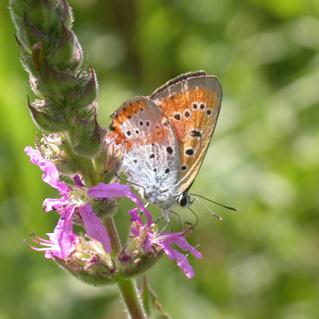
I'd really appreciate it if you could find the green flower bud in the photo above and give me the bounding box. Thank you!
[11,0,103,159]
[68,104,101,157]
[34,63,79,99]
[55,0,73,29]
[47,25,82,72]
[68,68,97,110]
[89,198,119,218]
[118,247,163,278]
[10,1,34,49]
[28,98,68,132]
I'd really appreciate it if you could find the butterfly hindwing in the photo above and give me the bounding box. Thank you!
[110,96,180,206]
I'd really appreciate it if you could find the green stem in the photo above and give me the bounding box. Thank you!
[117,278,147,319]
[142,276,151,316]
[105,217,122,256]
[105,217,147,319]
[63,136,98,186]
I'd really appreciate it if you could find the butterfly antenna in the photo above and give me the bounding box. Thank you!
[187,206,199,228]
[169,209,183,231]
[190,193,238,212]
[193,197,223,221]
[115,172,146,192]
[158,217,170,233]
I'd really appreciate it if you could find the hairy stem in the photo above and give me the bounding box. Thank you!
[105,218,146,319]
[117,278,147,319]
[105,217,122,256]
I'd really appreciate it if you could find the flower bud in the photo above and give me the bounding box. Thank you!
[10,1,40,50]
[68,103,101,157]
[55,236,118,286]
[28,98,69,132]
[68,68,97,110]
[10,0,103,160]
[89,198,119,218]
[35,63,79,100]
[47,25,82,72]
[55,0,73,29]
[36,133,78,174]
[118,245,163,278]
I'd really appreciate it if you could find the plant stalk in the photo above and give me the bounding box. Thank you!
[105,217,147,319]
[117,278,147,319]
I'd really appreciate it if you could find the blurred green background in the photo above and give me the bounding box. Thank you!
[1,0,319,318]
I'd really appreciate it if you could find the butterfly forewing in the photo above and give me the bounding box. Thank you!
[110,96,180,206]
[150,72,222,194]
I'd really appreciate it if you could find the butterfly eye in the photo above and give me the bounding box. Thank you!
[178,193,190,207]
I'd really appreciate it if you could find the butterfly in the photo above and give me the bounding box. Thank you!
[108,71,222,216]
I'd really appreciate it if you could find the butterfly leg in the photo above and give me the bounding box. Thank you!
[162,209,170,222]
[169,209,183,231]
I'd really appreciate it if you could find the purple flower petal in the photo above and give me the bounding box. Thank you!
[160,241,195,279]
[157,233,203,259]
[73,175,84,188]
[25,147,69,195]
[88,182,131,198]
[129,208,142,224]
[127,205,201,277]
[128,208,153,252]
[43,197,70,213]
[78,204,111,253]
[153,232,202,279]
[33,206,77,259]
[53,205,77,259]
[88,183,153,225]
[129,209,141,237]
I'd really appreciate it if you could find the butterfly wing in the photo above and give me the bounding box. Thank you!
[150,71,222,194]
[109,96,180,206]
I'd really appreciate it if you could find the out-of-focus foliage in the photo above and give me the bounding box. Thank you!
[1,0,319,318]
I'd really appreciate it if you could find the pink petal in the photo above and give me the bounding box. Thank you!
[154,232,202,279]
[25,147,69,195]
[78,204,111,253]
[34,206,77,259]
[158,233,202,259]
[43,197,69,213]
[52,206,77,259]
[129,208,142,224]
[160,241,195,279]
[88,183,153,225]
[73,175,84,188]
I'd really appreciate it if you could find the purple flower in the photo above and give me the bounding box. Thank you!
[128,208,202,279]
[32,208,77,259]
[25,147,158,261]
[26,146,202,278]
[26,146,111,259]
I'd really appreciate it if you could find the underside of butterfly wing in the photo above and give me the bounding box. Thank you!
[109,96,180,207]
[150,72,222,194]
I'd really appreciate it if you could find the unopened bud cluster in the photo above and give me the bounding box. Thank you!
[10,0,100,157]
[55,233,163,286]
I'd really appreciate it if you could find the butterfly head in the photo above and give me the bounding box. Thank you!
[143,187,193,211]
[177,192,192,208]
